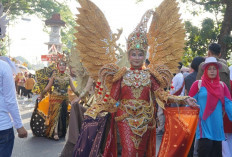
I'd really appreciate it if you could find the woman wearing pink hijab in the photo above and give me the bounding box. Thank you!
[189,57,232,157]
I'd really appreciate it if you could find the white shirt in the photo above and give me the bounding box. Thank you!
[170,73,185,96]
[0,60,23,130]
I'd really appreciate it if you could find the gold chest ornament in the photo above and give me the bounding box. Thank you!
[122,69,151,99]
[53,73,70,96]
[123,69,150,88]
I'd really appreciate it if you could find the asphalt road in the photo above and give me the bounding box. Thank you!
[12,95,65,157]
[12,95,163,157]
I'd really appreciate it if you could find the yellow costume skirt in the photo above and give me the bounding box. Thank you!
[37,95,71,118]
[35,94,71,138]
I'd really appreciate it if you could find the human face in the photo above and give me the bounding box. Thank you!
[128,49,145,69]
[58,62,66,73]
[207,65,217,79]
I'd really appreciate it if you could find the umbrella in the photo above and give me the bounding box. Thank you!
[28,69,35,75]
[16,64,29,73]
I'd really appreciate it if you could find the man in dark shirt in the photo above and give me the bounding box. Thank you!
[185,57,205,95]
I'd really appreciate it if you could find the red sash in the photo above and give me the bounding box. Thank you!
[173,80,185,96]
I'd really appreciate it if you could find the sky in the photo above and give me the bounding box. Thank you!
[8,15,48,64]
[8,0,215,65]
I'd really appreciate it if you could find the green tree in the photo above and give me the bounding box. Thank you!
[183,18,220,65]
[136,0,232,64]
[2,0,66,18]
[1,0,76,54]
[181,0,232,59]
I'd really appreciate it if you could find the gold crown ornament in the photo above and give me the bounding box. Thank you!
[127,9,154,54]
[49,52,69,66]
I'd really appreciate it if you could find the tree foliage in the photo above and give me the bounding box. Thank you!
[135,0,232,65]
[1,0,76,54]
[182,18,220,65]
[181,0,232,60]
[2,0,65,19]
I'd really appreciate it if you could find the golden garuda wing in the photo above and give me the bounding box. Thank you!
[75,0,122,82]
[147,0,186,75]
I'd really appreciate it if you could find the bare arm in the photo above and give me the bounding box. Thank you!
[79,77,94,98]
[39,77,54,99]
[71,77,94,104]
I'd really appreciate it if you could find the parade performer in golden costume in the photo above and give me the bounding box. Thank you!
[30,58,76,141]
[73,0,199,156]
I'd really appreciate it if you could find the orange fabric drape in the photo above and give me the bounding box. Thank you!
[158,107,199,157]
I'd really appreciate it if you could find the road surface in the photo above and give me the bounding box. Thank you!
[12,95,163,157]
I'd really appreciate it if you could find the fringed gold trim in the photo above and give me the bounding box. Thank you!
[167,95,190,104]
[148,68,166,88]
[84,96,118,119]
[154,88,169,110]
[112,67,127,82]
[148,65,172,88]
[98,63,119,92]
[154,87,190,109]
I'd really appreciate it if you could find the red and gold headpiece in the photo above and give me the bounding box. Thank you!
[127,9,154,54]
[49,52,68,66]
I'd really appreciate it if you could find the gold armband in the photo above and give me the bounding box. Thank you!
[154,88,169,109]
[84,96,118,119]
[167,95,190,104]
[154,88,190,109]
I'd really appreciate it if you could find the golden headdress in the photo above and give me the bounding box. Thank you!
[49,52,68,66]
[127,10,154,54]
